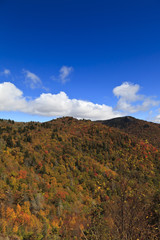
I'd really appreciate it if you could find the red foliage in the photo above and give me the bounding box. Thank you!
[38,162,43,167]
[56,190,68,200]
[18,170,27,179]
[105,195,110,201]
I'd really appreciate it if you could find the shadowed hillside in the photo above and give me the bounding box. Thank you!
[98,116,160,148]
[0,117,159,239]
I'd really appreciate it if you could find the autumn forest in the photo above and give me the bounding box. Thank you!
[0,116,159,239]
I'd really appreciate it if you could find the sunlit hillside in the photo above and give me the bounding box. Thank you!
[0,117,159,239]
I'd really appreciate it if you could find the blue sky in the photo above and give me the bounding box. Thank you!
[0,0,160,122]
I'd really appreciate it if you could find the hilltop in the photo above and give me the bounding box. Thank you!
[98,116,160,148]
[0,117,159,239]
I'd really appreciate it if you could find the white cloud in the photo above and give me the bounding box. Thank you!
[0,69,11,76]
[0,82,121,120]
[154,115,160,123]
[23,69,42,89]
[28,92,121,120]
[113,82,142,102]
[59,66,73,83]
[1,81,159,121]
[113,82,159,113]
[0,82,27,111]
[51,66,73,84]
[153,109,160,123]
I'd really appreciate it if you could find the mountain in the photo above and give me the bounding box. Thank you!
[0,117,159,239]
[98,116,160,148]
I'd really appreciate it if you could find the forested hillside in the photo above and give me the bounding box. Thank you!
[0,117,159,239]
[98,116,160,148]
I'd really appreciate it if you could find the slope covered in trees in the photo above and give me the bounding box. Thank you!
[0,117,159,239]
[98,116,160,148]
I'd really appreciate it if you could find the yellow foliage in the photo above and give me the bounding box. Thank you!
[0,204,5,217]
[23,201,31,214]
[52,219,60,229]
[70,215,76,226]
[77,185,83,191]
[1,220,7,234]
[23,213,31,225]
[51,177,57,187]
[39,209,46,217]
[10,176,17,189]
[6,207,16,220]
[13,224,18,233]
[79,224,84,230]
[16,204,21,215]
[0,193,6,200]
